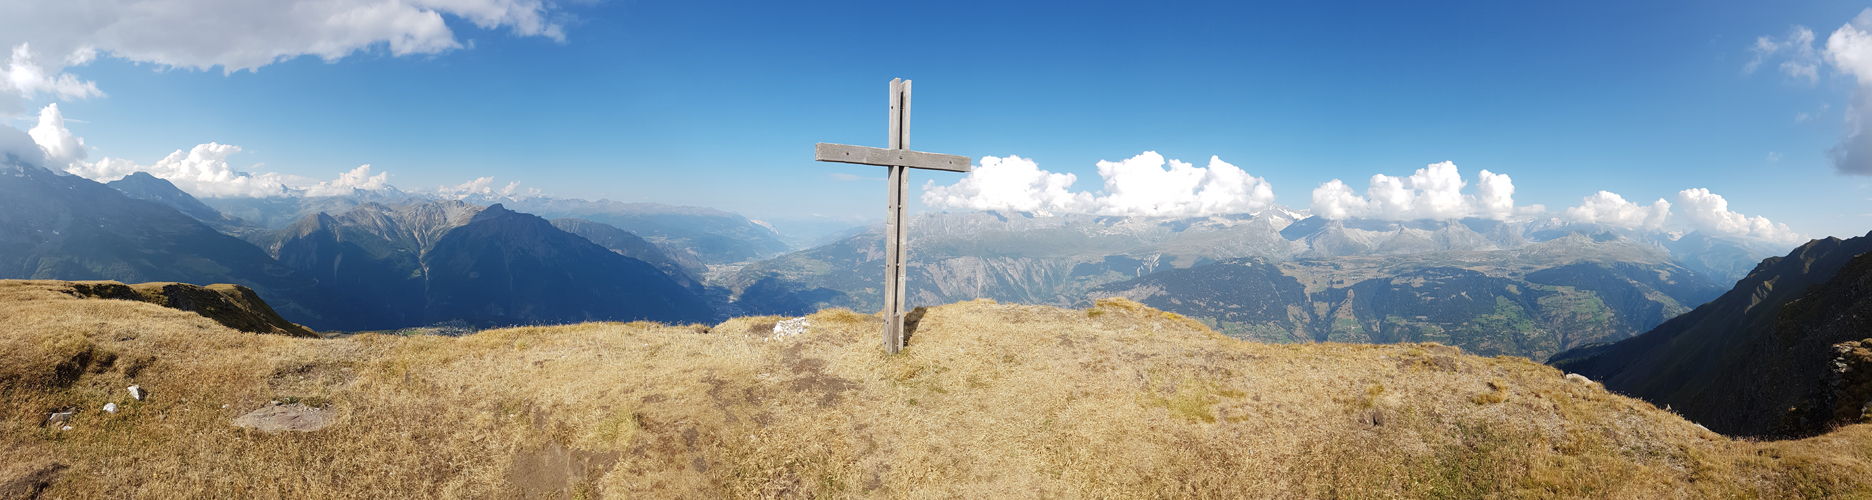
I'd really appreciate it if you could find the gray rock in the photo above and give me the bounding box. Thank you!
[232,404,334,433]
[44,411,73,427]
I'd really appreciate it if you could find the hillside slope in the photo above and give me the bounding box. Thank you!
[4,280,1871,498]
[105,172,255,236]
[501,197,792,264]
[550,217,704,288]
[1555,232,1872,438]
[421,205,716,326]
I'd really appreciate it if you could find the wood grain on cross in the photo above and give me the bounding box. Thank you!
[814,78,971,354]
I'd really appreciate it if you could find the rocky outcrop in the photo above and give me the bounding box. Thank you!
[1778,339,1872,436]
[60,280,319,337]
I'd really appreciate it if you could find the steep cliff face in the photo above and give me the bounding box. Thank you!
[1759,248,1872,437]
[1554,232,1872,437]
[1780,339,1872,437]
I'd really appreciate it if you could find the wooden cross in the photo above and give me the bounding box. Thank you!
[815,78,971,354]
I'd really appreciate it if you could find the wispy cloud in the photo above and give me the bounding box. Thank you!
[1746,26,1820,83]
[1749,9,1872,176]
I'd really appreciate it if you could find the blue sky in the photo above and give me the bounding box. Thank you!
[3,0,1871,243]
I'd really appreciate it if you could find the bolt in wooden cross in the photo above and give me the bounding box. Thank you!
[814,78,971,354]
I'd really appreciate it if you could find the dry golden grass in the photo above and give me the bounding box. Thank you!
[5,281,1872,498]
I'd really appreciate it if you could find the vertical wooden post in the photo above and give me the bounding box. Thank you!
[814,78,967,355]
[882,79,911,353]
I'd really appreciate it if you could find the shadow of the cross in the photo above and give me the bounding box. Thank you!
[903,306,930,346]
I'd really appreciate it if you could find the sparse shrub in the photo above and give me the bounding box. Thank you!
[1472,391,1507,405]
[589,410,641,446]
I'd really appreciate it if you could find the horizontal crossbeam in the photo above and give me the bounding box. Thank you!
[815,143,972,173]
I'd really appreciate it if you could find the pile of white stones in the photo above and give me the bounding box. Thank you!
[771,317,810,339]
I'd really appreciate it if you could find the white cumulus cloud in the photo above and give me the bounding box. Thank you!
[1673,188,1806,244]
[303,164,391,197]
[0,0,570,112]
[440,176,496,198]
[2,44,103,114]
[1307,162,1523,220]
[66,142,301,197]
[921,151,1276,217]
[1092,152,1276,217]
[1826,10,1872,175]
[1562,191,1672,230]
[920,155,1094,215]
[1475,170,1516,220]
[438,176,535,200]
[38,112,402,198]
[26,103,85,170]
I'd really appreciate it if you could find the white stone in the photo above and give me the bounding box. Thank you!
[770,317,811,339]
[127,385,144,401]
[103,403,117,413]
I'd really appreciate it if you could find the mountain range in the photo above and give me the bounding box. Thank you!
[725,209,1772,359]
[2,150,1821,366]
[1552,231,1872,438]
[0,159,362,330]
[1090,233,1722,360]
[212,197,719,328]
[2,157,720,330]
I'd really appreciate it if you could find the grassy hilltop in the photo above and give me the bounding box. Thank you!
[3,280,1872,498]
